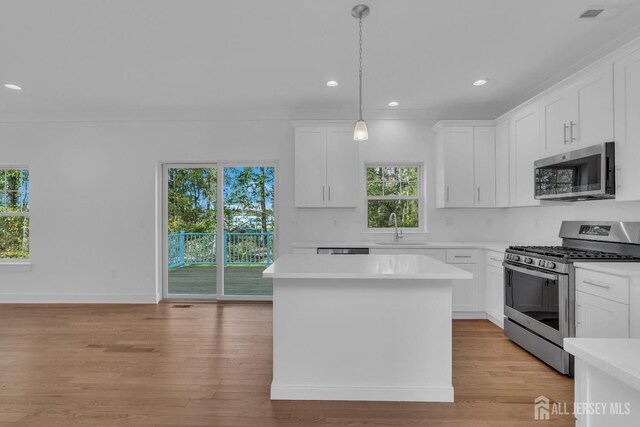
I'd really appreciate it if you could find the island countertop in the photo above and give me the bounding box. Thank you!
[263,254,473,280]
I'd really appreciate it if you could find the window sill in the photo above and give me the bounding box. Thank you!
[0,261,33,272]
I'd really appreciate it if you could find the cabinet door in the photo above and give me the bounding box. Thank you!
[495,120,510,207]
[442,127,475,207]
[473,127,496,207]
[450,263,479,312]
[509,103,541,207]
[294,127,327,207]
[575,291,629,338]
[573,65,614,148]
[540,88,573,154]
[326,128,359,208]
[614,48,640,201]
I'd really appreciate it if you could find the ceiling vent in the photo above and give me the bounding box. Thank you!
[579,9,605,18]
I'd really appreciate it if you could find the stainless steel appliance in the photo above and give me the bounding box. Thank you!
[534,142,615,201]
[317,247,369,255]
[503,221,640,375]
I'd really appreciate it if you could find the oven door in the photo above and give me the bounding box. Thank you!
[534,142,614,200]
[503,263,570,346]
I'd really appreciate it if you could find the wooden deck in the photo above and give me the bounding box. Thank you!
[0,304,575,426]
[168,265,272,296]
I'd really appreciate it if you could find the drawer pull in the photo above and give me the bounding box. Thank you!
[454,255,472,258]
[583,279,611,289]
[489,256,503,262]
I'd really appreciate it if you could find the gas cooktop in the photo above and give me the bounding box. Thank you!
[507,245,640,261]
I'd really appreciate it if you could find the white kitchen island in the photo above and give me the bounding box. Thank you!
[263,254,472,402]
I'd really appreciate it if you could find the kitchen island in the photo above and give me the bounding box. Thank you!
[263,253,472,402]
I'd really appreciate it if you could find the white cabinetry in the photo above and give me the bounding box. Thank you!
[446,249,483,314]
[614,47,640,201]
[540,66,614,156]
[294,125,358,208]
[494,120,510,207]
[434,121,496,208]
[575,267,630,338]
[509,103,541,207]
[485,251,505,328]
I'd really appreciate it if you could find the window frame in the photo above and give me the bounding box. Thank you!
[364,163,425,232]
[0,166,30,262]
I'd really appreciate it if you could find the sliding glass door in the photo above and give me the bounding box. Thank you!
[163,163,275,300]
[223,166,275,296]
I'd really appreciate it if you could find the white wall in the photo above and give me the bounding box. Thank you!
[502,200,640,245]
[0,118,503,302]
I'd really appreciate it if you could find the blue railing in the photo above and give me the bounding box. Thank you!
[168,232,273,269]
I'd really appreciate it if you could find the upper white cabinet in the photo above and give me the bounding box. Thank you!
[494,120,510,207]
[614,47,640,201]
[473,127,497,207]
[435,126,475,207]
[434,121,497,208]
[540,66,614,156]
[509,103,541,207]
[294,125,359,208]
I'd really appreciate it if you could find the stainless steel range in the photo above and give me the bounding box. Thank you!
[503,221,640,376]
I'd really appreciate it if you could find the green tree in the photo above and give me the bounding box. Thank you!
[167,168,217,233]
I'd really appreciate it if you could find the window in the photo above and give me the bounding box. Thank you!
[0,168,29,259]
[366,165,421,229]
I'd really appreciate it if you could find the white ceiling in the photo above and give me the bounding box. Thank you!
[1,0,640,120]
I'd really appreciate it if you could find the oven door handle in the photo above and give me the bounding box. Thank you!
[502,262,560,281]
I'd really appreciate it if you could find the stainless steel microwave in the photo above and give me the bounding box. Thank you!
[534,142,615,201]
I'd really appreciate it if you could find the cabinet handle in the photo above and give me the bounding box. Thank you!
[490,256,503,262]
[446,186,450,202]
[454,255,472,258]
[570,121,577,143]
[617,166,622,189]
[563,123,569,144]
[322,186,325,202]
[477,187,481,202]
[328,186,331,201]
[583,279,611,289]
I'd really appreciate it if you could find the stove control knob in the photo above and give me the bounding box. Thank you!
[525,257,533,264]
[547,262,556,269]
[513,255,520,262]
[538,260,546,267]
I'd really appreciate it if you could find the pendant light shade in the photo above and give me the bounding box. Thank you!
[354,120,368,141]
[352,4,370,141]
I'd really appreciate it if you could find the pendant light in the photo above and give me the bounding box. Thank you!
[352,4,369,141]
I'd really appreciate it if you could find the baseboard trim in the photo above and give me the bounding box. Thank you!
[486,311,505,329]
[0,293,158,304]
[270,383,454,402]
[453,311,487,320]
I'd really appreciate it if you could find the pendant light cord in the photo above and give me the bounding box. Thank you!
[358,16,363,121]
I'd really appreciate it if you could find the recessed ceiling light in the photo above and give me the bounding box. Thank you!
[326,80,338,87]
[388,101,399,107]
[3,83,22,91]
[473,79,489,87]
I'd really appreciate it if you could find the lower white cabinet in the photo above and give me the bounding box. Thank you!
[575,290,629,338]
[449,263,480,312]
[485,251,505,327]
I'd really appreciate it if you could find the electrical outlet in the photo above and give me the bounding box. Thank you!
[445,217,453,227]
[111,269,118,278]
[486,218,493,228]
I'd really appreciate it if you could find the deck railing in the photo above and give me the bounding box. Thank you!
[168,232,273,269]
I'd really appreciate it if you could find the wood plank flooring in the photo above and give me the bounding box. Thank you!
[0,303,574,426]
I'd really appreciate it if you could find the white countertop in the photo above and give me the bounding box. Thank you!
[574,262,640,277]
[263,254,474,280]
[564,338,640,392]
[291,241,512,253]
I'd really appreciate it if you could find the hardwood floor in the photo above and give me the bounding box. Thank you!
[0,303,574,426]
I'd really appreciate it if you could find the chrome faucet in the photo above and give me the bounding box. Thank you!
[388,212,404,241]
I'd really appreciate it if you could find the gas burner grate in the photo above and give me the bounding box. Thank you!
[508,245,640,261]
